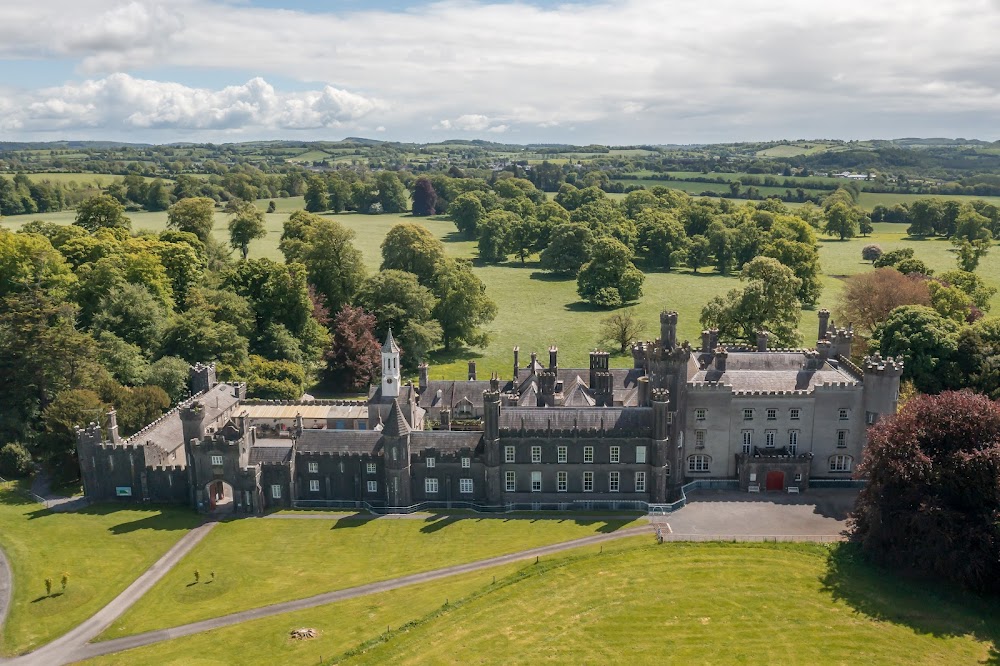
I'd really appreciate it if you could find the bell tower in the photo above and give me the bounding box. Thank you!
[381,328,401,398]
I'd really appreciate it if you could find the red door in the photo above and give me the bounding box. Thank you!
[765,471,784,492]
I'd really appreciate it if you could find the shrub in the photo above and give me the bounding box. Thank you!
[861,244,882,263]
[0,443,32,478]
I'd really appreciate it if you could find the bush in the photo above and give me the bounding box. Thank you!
[861,244,882,263]
[0,443,33,478]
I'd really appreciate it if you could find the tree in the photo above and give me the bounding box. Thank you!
[380,223,446,286]
[576,237,644,307]
[477,211,517,264]
[226,200,266,260]
[540,223,592,275]
[598,308,645,354]
[144,179,171,211]
[304,177,330,213]
[701,257,803,346]
[376,172,409,214]
[281,212,366,314]
[167,197,216,243]
[356,270,441,363]
[872,305,960,393]
[928,281,973,323]
[74,195,131,233]
[324,305,381,392]
[240,355,306,400]
[267,200,277,213]
[411,178,438,217]
[859,215,873,237]
[448,192,487,239]
[160,307,250,368]
[0,443,32,478]
[895,257,933,276]
[432,260,497,349]
[636,211,688,271]
[145,356,192,404]
[707,221,736,273]
[686,235,711,273]
[116,385,171,434]
[508,217,544,265]
[939,270,997,311]
[861,244,883,263]
[40,389,106,464]
[906,199,941,237]
[95,331,150,386]
[873,247,915,268]
[836,268,931,333]
[823,201,859,240]
[953,238,991,272]
[850,391,1000,594]
[763,239,822,307]
[0,229,75,301]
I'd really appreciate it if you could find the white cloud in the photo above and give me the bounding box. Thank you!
[3,0,1000,141]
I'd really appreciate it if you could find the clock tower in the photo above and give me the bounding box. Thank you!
[381,328,401,398]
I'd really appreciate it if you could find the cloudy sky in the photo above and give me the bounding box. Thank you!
[1,0,999,144]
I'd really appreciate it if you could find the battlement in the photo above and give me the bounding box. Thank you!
[650,388,670,402]
[863,353,904,376]
[96,442,144,452]
[122,389,207,445]
[688,382,733,391]
[149,465,186,472]
[837,355,865,381]
[816,381,861,390]
[499,427,649,439]
[241,398,366,406]
[732,389,811,397]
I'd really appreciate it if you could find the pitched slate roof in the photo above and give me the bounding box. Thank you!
[126,383,243,459]
[249,440,293,465]
[383,399,411,437]
[410,431,483,452]
[297,430,383,454]
[691,352,859,392]
[498,407,653,433]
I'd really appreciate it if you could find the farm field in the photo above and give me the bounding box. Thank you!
[0,482,200,656]
[0,172,162,186]
[99,514,640,639]
[85,539,1000,665]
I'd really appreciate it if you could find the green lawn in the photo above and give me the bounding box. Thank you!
[340,541,999,665]
[99,514,640,640]
[0,482,200,656]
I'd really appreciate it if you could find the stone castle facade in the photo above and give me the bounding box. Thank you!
[76,310,901,513]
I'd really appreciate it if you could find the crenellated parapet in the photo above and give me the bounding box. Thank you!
[863,353,904,377]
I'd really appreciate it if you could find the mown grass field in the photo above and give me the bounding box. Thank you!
[99,514,639,640]
[0,482,199,656]
[84,539,999,665]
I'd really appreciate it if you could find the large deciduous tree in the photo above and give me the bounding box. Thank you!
[432,260,497,349]
[835,268,931,334]
[324,305,382,392]
[376,172,410,214]
[167,197,216,243]
[280,211,366,314]
[701,257,802,346]
[540,223,593,275]
[411,178,438,217]
[850,390,1000,594]
[356,269,442,364]
[872,305,960,393]
[226,199,266,260]
[576,237,645,308]
[380,223,447,286]
[304,177,330,213]
[73,195,131,233]
[598,308,645,354]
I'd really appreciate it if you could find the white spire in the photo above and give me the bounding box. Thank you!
[381,328,401,398]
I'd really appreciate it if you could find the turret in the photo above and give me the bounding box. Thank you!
[863,353,904,424]
[651,388,671,440]
[549,346,558,371]
[637,376,650,407]
[818,309,831,341]
[468,360,477,381]
[190,362,217,396]
[660,311,678,350]
[418,363,429,392]
[631,341,647,370]
[382,399,411,506]
[513,346,520,380]
[381,329,401,398]
[482,386,502,503]
[180,401,206,445]
[831,323,854,359]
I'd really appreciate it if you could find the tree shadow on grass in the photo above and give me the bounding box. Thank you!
[330,512,374,529]
[427,346,485,367]
[822,544,1000,664]
[528,271,573,283]
[419,514,464,534]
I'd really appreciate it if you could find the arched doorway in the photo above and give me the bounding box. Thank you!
[205,480,234,513]
[765,471,785,492]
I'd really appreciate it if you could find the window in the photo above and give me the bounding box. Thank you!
[309,479,320,492]
[504,446,515,463]
[793,473,802,482]
[425,478,439,493]
[531,446,542,464]
[426,457,436,468]
[460,478,473,494]
[695,408,706,421]
[505,471,516,492]
[308,462,319,474]
[358,422,367,430]
[584,446,594,463]
[790,408,800,421]
[766,408,777,421]
[270,484,281,499]
[765,431,776,448]
[610,446,620,464]
[695,430,706,449]
[557,446,567,463]
[583,471,594,492]
[557,471,567,492]
[635,471,646,492]
[461,457,471,468]
[666,412,673,424]
[866,411,877,425]
[635,446,647,464]
[839,408,849,421]
[743,408,754,421]
[366,462,377,475]
[688,455,711,472]
[211,455,224,467]
[609,471,620,492]
[367,480,377,493]
[829,455,853,472]
[837,430,848,448]
[788,430,799,455]
[741,430,752,455]
[335,420,345,429]
[665,461,670,477]
[531,471,542,492]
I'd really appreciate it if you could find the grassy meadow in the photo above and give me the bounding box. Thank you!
[99,514,639,639]
[0,482,200,656]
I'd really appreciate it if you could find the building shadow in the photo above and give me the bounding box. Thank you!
[330,512,374,529]
[683,489,857,520]
[821,544,1000,664]
[419,513,463,533]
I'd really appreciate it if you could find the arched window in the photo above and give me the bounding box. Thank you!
[665,461,670,477]
[687,454,711,473]
[829,455,853,472]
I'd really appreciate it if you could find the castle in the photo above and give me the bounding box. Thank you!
[76,309,901,513]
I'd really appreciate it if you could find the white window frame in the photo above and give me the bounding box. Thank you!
[425,477,439,493]
[829,455,853,472]
[635,471,646,492]
[695,408,706,421]
[610,446,620,464]
[271,484,281,499]
[583,471,594,492]
[308,461,319,474]
[789,408,800,421]
[635,446,647,464]
[688,455,711,473]
[788,430,799,455]
[837,430,848,448]
[426,457,436,468]
[765,430,776,448]
[695,430,706,449]
[839,408,849,421]
[557,471,568,492]
[309,479,320,492]
[459,478,473,494]
[557,446,567,463]
[367,480,377,493]
[505,471,516,492]
[741,430,752,455]
[531,446,542,464]
[366,462,377,475]
[766,408,777,421]
[504,446,515,463]
[583,446,594,463]
[211,455,224,467]
[461,457,471,469]
[743,408,754,421]
[531,471,542,492]
[609,471,620,493]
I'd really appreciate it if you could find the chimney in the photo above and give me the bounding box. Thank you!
[440,408,451,431]
[513,346,520,380]
[757,330,770,352]
[418,363,429,392]
[817,339,832,361]
[714,347,728,373]
[701,330,711,353]
[818,309,830,341]
[107,409,121,444]
[530,352,538,374]
[709,328,719,350]
[468,360,477,381]
[660,311,678,350]
[637,376,650,406]
[549,346,558,370]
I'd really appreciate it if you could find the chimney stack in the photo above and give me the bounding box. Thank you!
[468,360,477,381]
[757,330,770,352]
[701,330,711,353]
[714,347,728,373]
[818,309,830,341]
[418,363,429,392]
[513,346,520,380]
[549,346,558,370]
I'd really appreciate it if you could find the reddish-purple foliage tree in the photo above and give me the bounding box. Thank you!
[308,284,331,328]
[323,305,381,392]
[411,178,438,217]
[850,390,1000,592]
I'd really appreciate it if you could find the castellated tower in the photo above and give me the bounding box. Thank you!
[863,353,904,424]
[483,377,502,504]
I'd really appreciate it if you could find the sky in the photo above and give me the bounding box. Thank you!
[2,0,1000,145]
